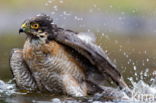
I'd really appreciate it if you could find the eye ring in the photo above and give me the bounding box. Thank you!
[31,23,39,29]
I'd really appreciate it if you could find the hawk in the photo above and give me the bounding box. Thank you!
[9,14,129,97]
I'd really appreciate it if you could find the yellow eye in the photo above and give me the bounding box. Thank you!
[31,23,39,29]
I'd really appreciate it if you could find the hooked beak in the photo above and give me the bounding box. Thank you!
[19,23,27,34]
[19,28,24,34]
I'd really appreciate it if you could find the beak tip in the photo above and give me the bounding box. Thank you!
[19,28,24,34]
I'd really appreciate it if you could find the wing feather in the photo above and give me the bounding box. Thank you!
[50,30,128,89]
[9,48,38,91]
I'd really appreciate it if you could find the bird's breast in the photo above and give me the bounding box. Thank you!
[22,39,87,93]
[23,39,85,75]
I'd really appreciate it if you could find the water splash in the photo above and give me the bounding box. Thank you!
[127,77,156,102]
[0,80,16,97]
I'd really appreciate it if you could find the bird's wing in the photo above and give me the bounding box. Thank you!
[51,30,128,89]
[9,48,37,91]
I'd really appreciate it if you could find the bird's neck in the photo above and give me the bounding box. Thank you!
[23,37,49,61]
[28,36,47,46]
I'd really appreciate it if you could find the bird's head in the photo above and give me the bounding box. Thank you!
[19,14,54,39]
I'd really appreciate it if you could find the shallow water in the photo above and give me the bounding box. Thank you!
[0,79,155,103]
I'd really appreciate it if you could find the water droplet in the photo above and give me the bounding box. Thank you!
[63,11,71,16]
[129,59,132,62]
[128,61,130,64]
[144,68,149,77]
[123,52,126,56]
[74,16,83,21]
[53,5,58,11]
[133,66,137,70]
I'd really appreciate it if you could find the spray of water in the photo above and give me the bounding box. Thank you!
[0,80,16,97]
